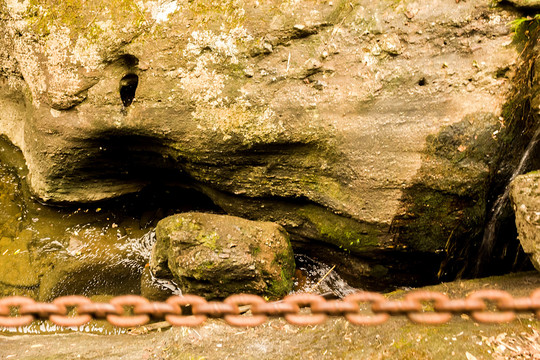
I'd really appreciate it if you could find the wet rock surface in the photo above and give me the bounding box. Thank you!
[0,0,537,314]
[0,137,221,300]
[510,171,540,271]
[150,212,295,299]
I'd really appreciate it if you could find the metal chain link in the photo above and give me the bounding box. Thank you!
[0,289,539,328]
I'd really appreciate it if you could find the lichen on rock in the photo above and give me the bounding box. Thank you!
[150,212,295,299]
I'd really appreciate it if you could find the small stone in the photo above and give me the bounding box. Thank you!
[313,80,327,90]
[380,34,402,55]
[263,42,273,53]
[244,68,255,78]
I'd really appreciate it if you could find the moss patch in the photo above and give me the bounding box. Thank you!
[298,204,381,252]
[25,0,147,40]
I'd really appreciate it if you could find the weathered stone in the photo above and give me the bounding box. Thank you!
[510,171,540,271]
[392,112,500,254]
[504,0,540,9]
[0,0,521,257]
[150,213,295,299]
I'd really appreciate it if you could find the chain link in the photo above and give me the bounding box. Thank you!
[0,289,539,328]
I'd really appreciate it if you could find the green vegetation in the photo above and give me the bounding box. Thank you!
[267,268,294,299]
[298,204,381,253]
[510,14,540,47]
[25,0,147,40]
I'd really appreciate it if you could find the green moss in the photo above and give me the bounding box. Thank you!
[299,174,350,203]
[393,185,485,253]
[298,204,381,252]
[510,14,540,51]
[25,0,146,41]
[249,245,261,256]
[266,269,293,299]
[198,231,220,251]
[265,242,295,298]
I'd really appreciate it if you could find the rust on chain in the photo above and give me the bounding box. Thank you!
[224,294,267,327]
[343,291,390,325]
[468,290,516,323]
[50,296,93,327]
[165,295,207,327]
[0,297,36,327]
[282,293,327,326]
[78,302,121,319]
[107,295,151,327]
[251,301,299,316]
[0,289,539,328]
[403,291,452,324]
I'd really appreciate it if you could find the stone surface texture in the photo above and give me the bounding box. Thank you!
[510,171,540,271]
[150,212,295,299]
[0,0,523,254]
[504,0,540,9]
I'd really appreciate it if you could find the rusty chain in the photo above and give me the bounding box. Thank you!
[0,289,539,328]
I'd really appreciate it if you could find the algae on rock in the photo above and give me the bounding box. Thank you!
[150,212,295,299]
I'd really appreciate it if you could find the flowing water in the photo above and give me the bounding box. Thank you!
[292,254,357,298]
[478,125,540,272]
[0,136,219,301]
[0,136,364,334]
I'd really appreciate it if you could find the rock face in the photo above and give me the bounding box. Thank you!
[504,0,540,9]
[0,0,523,258]
[150,213,295,299]
[510,172,540,271]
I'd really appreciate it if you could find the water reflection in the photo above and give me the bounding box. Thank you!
[0,320,127,335]
[0,136,220,301]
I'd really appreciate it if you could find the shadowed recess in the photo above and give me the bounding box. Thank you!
[119,73,139,107]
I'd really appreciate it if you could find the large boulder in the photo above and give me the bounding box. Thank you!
[510,171,540,271]
[150,212,295,299]
[0,0,521,256]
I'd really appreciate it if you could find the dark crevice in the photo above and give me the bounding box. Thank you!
[119,73,139,108]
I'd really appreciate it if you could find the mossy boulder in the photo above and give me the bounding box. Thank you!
[510,171,540,271]
[150,212,295,299]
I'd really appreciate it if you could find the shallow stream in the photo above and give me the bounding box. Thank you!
[0,135,435,334]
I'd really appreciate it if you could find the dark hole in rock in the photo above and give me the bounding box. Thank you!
[495,66,510,78]
[120,73,139,107]
[418,77,427,86]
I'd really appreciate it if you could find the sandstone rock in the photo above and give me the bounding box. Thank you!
[0,0,520,257]
[150,213,295,299]
[510,171,540,271]
[504,0,540,9]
